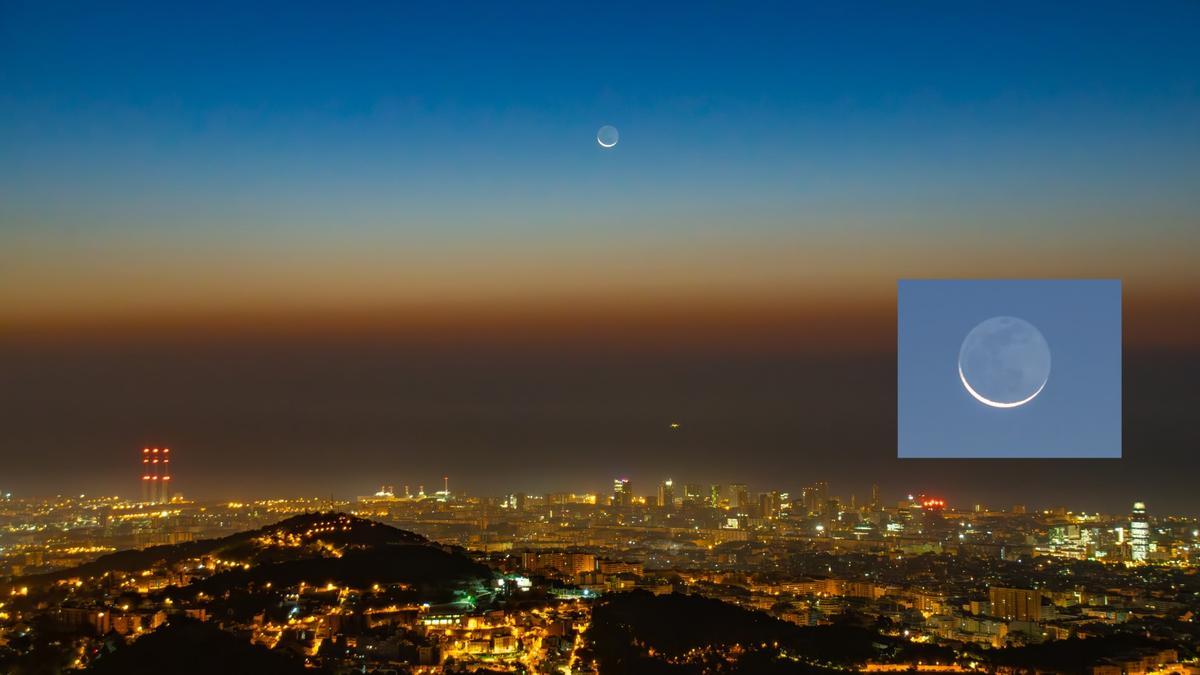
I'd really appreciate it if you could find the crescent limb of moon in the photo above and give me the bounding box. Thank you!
[598,139,616,148]
[958,363,1047,409]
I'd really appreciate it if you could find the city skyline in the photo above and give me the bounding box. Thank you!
[0,459,1182,519]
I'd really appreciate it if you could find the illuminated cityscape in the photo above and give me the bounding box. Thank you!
[1,470,1198,673]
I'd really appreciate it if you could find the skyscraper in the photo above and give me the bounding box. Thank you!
[728,483,749,510]
[759,491,781,519]
[709,484,724,508]
[657,479,675,509]
[1130,501,1149,562]
[801,481,829,516]
[613,478,632,508]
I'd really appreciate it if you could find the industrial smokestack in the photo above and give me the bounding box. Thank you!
[141,448,151,503]
[151,448,161,503]
[161,448,171,503]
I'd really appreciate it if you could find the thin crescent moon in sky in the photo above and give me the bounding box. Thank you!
[958,363,1046,408]
[596,125,619,148]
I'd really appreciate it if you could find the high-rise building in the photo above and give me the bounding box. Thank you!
[989,587,1043,622]
[613,478,632,507]
[728,483,749,510]
[657,479,675,509]
[683,483,704,506]
[801,481,829,515]
[758,491,781,519]
[870,484,881,511]
[709,484,724,508]
[1130,501,1149,562]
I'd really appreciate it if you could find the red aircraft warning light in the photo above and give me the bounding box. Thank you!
[920,497,946,511]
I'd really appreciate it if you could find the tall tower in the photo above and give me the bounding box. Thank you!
[1130,501,1149,562]
[812,481,829,514]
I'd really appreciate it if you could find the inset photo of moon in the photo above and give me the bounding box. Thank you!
[897,279,1121,459]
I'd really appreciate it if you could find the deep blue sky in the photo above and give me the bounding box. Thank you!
[3,0,1198,244]
[899,280,1121,459]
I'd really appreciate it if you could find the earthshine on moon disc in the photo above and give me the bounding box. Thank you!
[596,125,619,148]
[957,316,1051,408]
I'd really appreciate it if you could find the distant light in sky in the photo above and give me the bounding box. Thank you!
[596,125,619,148]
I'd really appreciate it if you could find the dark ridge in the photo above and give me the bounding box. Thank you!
[584,590,954,673]
[189,543,493,594]
[985,635,1181,674]
[85,618,312,674]
[19,512,427,588]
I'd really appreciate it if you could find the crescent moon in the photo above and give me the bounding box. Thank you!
[597,138,616,148]
[958,363,1046,408]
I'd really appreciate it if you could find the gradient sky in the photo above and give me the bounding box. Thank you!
[1,1,1198,512]
[899,280,1121,459]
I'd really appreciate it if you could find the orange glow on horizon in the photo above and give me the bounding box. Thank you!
[0,285,1195,351]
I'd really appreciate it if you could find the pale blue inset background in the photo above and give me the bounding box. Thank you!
[898,279,1121,458]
